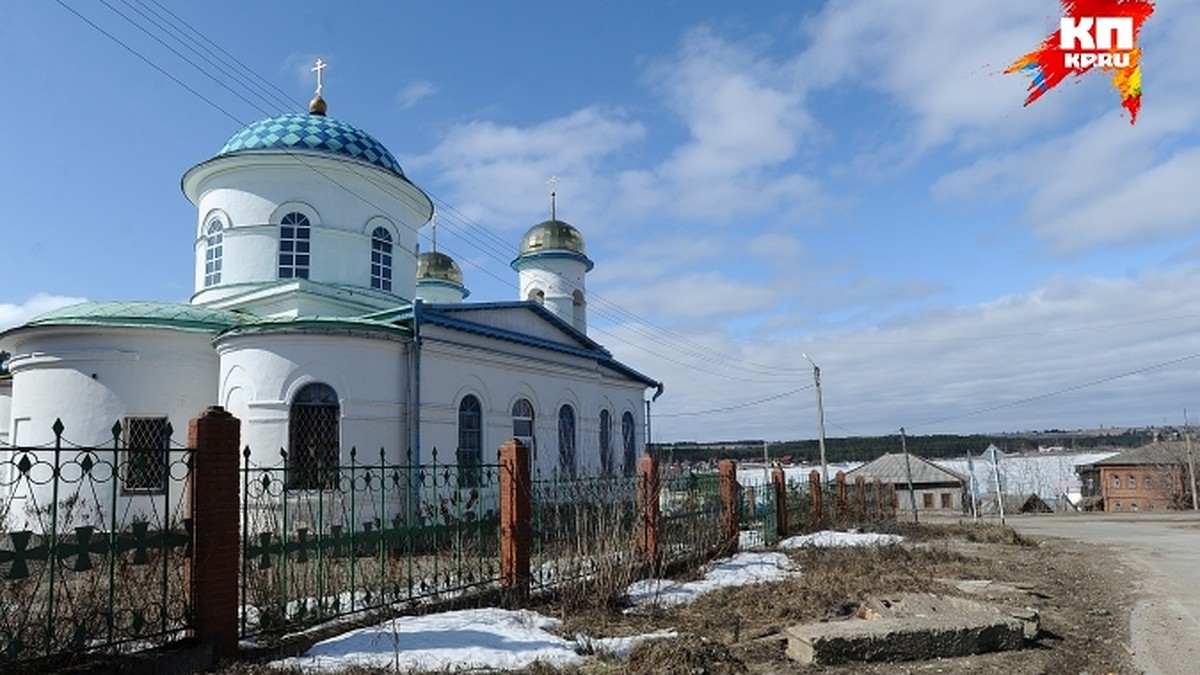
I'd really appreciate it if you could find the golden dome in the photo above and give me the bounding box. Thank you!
[309,94,327,116]
[518,219,586,256]
[416,251,463,285]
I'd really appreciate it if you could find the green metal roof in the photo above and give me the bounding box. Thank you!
[28,302,243,333]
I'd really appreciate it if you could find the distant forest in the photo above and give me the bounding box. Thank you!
[652,428,1159,464]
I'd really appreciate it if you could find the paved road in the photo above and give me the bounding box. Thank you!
[1007,512,1200,675]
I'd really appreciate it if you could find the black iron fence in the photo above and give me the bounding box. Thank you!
[0,421,192,667]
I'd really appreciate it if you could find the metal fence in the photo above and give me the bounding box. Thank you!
[0,421,193,668]
[239,446,502,639]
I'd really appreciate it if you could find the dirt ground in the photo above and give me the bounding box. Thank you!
[545,521,1139,674]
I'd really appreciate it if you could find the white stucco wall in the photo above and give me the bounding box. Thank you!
[515,257,588,334]
[2,325,218,530]
[417,323,648,479]
[186,155,431,313]
[215,328,410,469]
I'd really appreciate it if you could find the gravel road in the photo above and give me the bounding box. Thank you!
[1007,512,1200,675]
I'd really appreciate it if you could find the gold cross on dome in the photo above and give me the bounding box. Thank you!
[312,58,327,96]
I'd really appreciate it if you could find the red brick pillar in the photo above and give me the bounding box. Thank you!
[187,406,240,662]
[636,455,661,570]
[874,478,884,521]
[889,484,899,519]
[855,475,867,524]
[500,438,531,597]
[719,460,739,551]
[809,470,822,527]
[836,471,848,525]
[771,466,788,540]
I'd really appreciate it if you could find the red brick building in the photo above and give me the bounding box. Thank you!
[1078,443,1189,513]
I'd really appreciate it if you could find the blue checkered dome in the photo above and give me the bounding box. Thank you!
[218,113,405,177]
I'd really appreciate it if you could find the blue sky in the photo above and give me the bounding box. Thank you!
[4,1,1200,443]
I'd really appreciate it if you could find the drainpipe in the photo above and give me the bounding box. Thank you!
[645,382,664,458]
[412,299,423,467]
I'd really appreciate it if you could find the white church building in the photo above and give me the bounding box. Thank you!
[0,82,661,511]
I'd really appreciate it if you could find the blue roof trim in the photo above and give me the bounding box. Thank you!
[510,249,595,272]
[418,304,658,387]
[425,301,605,350]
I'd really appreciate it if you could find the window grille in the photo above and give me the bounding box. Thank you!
[457,395,482,488]
[621,411,637,476]
[123,416,169,494]
[279,211,311,280]
[287,383,339,490]
[370,227,393,291]
[512,399,536,463]
[204,217,224,287]
[599,409,613,476]
[558,404,576,478]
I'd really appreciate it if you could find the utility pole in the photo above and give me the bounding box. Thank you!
[900,427,918,524]
[803,354,829,484]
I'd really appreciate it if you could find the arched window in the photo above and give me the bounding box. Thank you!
[621,411,637,476]
[512,399,536,463]
[599,409,613,476]
[204,217,224,287]
[287,382,339,490]
[558,404,576,478]
[370,226,393,291]
[528,288,545,305]
[572,289,585,327]
[279,211,311,279]
[458,395,483,487]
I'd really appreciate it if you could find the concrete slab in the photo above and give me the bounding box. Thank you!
[785,594,1031,666]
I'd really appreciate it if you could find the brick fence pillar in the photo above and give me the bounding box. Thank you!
[809,470,822,527]
[499,438,531,599]
[874,478,884,521]
[636,454,661,571]
[771,466,788,540]
[187,406,240,663]
[719,460,739,551]
[889,484,899,519]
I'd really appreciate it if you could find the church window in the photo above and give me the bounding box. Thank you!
[572,289,585,327]
[204,217,224,287]
[621,411,637,476]
[512,399,536,464]
[370,226,393,291]
[558,404,576,478]
[458,395,483,488]
[122,416,169,494]
[287,382,339,490]
[599,409,613,476]
[528,288,545,305]
[279,212,311,280]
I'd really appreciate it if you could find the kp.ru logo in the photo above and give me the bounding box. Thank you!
[1006,1,1155,124]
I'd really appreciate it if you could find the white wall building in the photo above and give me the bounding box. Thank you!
[0,91,660,526]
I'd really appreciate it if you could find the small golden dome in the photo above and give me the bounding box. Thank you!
[519,219,586,256]
[416,251,464,285]
[309,95,327,116]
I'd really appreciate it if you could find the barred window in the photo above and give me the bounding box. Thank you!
[287,383,339,490]
[557,404,576,478]
[370,226,393,291]
[458,395,482,488]
[512,398,536,463]
[123,416,169,494]
[279,212,311,280]
[204,217,224,287]
[599,409,613,476]
[621,411,637,476]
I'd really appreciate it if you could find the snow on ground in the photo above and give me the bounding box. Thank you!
[779,529,903,549]
[626,551,798,609]
[272,550,796,671]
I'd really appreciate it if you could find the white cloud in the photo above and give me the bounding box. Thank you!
[395,79,436,109]
[0,294,87,332]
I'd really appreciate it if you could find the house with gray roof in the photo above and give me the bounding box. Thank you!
[849,453,967,514]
